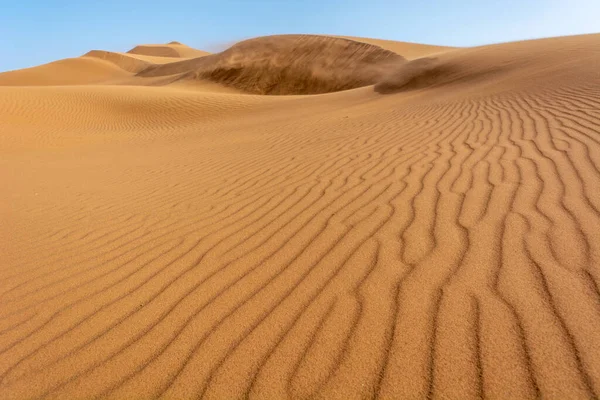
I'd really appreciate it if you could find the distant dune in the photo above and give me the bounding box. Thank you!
[127,42,210,59]
[0,57,129,86]
[1,33,600,400]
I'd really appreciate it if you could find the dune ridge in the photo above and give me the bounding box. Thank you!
[83,51,155,73]
[127,42,210,59]
[0,57,129,86]
[335,35,456,59]
[1,33,600,400]
[136,35,406,95]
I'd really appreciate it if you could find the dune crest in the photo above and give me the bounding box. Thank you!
[128,42,210,59]
[137,35,406,94]
[336,35,456,59]
[83,50,154,73]
[0,57,128,86]
[128,44,181,58]
[1,32,600,400]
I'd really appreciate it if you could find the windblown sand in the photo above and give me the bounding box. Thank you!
[1,34,600,399]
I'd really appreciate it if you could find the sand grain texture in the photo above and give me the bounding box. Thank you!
[1,34,600,400]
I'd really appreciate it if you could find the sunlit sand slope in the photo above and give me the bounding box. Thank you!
[0,42,211,86]
[0,57,129,86]
[336,35,456,59]
[1,33,600,400]
[127,42,210,58]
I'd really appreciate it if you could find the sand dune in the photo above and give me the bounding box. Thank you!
[0,42,212,87]
[336,35,456,59]
[83,50,183,73]
[1,33,600,400]
[0,57,129,86]
[136,35,406,94]
[127,42,210,59]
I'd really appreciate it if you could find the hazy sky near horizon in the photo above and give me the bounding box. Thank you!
[1,0,598,72]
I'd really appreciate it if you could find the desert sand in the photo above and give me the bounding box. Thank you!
[1,33,600,399]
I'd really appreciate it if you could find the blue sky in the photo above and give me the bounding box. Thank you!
[1,0,598,72]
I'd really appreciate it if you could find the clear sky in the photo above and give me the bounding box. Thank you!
[1,0,598,72]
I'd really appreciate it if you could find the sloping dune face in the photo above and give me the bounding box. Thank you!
[82,50,154,73]
[128,43,210,59]
[2,33,600,400]
[128,44,181,58]
[0,57,129,86]
[0,42,212,87]
[337,35,456,59]
[138,35,406,94]
[375,34,600,94]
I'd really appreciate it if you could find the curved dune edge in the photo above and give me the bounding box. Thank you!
[137,34,406,95]
[1,33,600,400]
[82,50,194,74]
[127,43,210,59]
[373,33,600,94]
[334,35,457,59]
[0,57,129,86]
[82,51,153,74]
[0,43,211,87]
[128,44,181,58]
[0,35,465,93]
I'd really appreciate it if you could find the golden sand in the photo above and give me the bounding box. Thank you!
[1,33,600,399]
